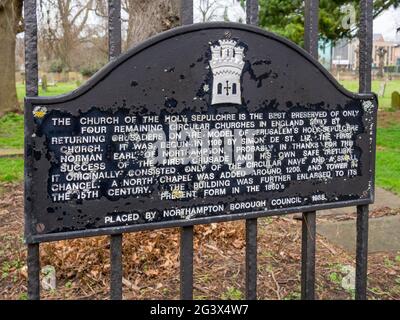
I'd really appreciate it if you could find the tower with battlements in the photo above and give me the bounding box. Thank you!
[209,39,245,105]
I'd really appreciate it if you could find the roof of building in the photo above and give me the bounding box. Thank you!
[373,34,385,41]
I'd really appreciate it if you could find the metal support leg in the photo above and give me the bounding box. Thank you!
[245,218,257,300]
[180,226,194,300]
[301,211,316,300]
[27,243,40,300]
[355,205,369,300]
[110,234,123,300]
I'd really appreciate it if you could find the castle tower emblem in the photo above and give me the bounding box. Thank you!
[209,39,245,105]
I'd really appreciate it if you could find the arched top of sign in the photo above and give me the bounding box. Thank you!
[26,22,374,105]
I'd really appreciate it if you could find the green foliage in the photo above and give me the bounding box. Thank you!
[258,0,400,45]
[80,62,105,77]
[283,291,301,300]
[0,113,24,149]
[375,120,400,194]
[376,150,400,195]
[384,258,394,268]
[0,158,24,182]
[376,122,400,151]
[221,287,243,300]
[18,293,28,300]
[328,272,342,285]
[1,261,10,279]
[347,288,356,299]
[49,59,65,73]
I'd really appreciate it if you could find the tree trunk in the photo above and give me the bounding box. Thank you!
[0,0,22,116]
[124,0,181,50]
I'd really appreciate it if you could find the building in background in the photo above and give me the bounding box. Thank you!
[318,40,332,71]
[331,38,359,71]
[329,34,400,72]
[372,33,400,67]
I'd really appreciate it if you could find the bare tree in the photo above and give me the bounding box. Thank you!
[42,0,94,71]
[0,0,23,115]
[197,0,224,22]
[377,46,387,78]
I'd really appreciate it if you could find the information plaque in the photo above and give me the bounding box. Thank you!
[25,23,377,243]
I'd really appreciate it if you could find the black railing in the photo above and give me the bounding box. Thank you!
[24,0,373,300]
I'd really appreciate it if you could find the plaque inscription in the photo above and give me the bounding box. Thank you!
[25,23,377,242]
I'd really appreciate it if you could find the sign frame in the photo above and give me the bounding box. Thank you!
[24,22,378,244]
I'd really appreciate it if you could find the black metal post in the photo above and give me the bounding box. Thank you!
[356,0,373,300]
[178,0,194,301]
[108,0,123,300]
[355,205,369,300]
[244,0,259,301]
[246,0,259,25]
[180,226,194,300]
[359,0,373,94]
[108,0,121,60]
[27,243,40,300]
[24,0,40,300]
[304,0,319,58]
[301,0,319,301]
[25,0,38,97]
[110,234,123,300]
[245,219,257,300]
[301,211,316,300]
[181,0,193,26]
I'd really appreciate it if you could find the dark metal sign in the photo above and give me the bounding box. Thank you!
[25,22,377,243]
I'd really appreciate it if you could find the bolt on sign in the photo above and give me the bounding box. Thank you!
[24,23,377,243]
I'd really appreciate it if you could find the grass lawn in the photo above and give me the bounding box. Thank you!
[0,113,24,150]
[375,119,400,194]
[339,79,400,111]
[16,82,79,102]
[0,157,24,182]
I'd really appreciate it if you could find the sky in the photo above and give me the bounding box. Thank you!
[374,7,400,41]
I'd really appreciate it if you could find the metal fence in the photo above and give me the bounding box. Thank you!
[24,0,373,300]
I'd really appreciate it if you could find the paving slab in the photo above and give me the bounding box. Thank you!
[0,149,24,157]
[319,187,400,216]
[317,215,400,253]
